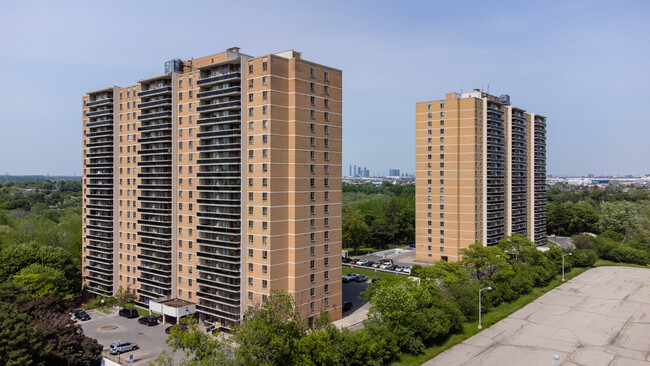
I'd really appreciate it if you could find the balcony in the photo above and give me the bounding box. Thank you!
[86,98,113,107]
[138,99,171,109]
[86,109,113,118]
[196,101,241,113]
[197,72,241,86]
[138,111,172,121]
[138,86,172,98]
[196,87,241,100]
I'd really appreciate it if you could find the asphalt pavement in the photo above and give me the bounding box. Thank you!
[80,309,180,365]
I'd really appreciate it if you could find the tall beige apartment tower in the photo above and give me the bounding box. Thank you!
[82,48,343,329]
[415,90,546,263]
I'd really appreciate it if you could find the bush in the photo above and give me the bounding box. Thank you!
[571,234,596,250]
[571,249,598,267]
[85,295,116,310]
[606,245,650,266]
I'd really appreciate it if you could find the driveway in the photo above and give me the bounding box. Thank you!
[425,266,650,365]
[80,310,179,365]
[342,281,368,317]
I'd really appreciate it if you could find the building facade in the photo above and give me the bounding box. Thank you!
[415,90,546,262]
[82,48,343,329]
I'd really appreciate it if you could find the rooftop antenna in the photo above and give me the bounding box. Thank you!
[460,79,463,94]
[487,83,490,94]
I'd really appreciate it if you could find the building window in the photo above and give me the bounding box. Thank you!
[310,274,315,283]
[262,76,268,85]
[310,82,315,92]
[310,110,315,119]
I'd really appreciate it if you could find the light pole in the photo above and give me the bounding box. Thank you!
[562,253,572,281]
[478,286,492,329]
[551,354,560,366]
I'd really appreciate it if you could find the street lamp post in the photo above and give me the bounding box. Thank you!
[478,286,492,329]
[562,253,572,281]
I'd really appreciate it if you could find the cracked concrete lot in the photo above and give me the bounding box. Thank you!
[425,266,650,366]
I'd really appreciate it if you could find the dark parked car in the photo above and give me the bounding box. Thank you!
[354,274,368,282]
[75,310,91,321]
[342,300,353,312]
[165,324,189,334]
[388,265,398,271]
[342,257,351,263]
[138,315,158,326]
[363,261,374,267]
[119,308,139,318]
[109,341,138,355]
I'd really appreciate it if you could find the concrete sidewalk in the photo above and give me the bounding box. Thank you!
[424,266,650,366]
[333,302,371,331]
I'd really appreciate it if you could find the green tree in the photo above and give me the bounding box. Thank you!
[12,264,69,298]
[342,208,371,255]
[460,242,512,281]
[114,286,137,309]
[155,316,232,366]
[599,201,642,237]
[233,291,307,366]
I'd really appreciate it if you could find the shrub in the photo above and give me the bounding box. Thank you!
[571,249,598,267]
[607,245,650,265]
[571,234,596,250]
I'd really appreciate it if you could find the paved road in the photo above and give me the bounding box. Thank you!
[80,310,179,365]
[342,281,368,317]
[425,266,650,366]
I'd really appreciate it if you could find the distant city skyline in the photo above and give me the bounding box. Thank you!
[1,1,649,176]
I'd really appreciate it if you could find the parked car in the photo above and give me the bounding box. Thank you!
[379,259,393,265]
[404,266,412,275]
[355,274,368,282]
[109,341,138,355]
[363,261,374,267]
[371,278,382,283]
[342,257,351,263]
[75,310,90,321]
[379,263,390,269]
[409,243,416,248]
[342,300,353,312]
[349,259,359,265]
[138,315,158,326]
[395,266,404,272]
[388,265,398,271]
[371,262,381,268]
[342,275,356,283]
[119,308,139,319]
[356,259,368,266]
[165,324,188,334]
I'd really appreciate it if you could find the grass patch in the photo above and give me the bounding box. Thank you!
[343,266,404,281]
[593,259,648,268]
[392,266,589,366]
[97,307,113,314]
[343,245,404,257]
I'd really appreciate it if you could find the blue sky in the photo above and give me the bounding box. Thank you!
[0,0,648,176]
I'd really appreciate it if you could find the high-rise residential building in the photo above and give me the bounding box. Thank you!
[388,169,400,177]
[82,48,342,329]
[415,90,546,262]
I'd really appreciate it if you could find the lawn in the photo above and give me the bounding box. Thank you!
[391,266,590,366]
[342,265,405,281]
[343,245,404,257]
[594,259,648,268]
[124,302,160,317]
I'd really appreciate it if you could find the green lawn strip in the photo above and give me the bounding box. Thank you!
[593,259,648,268]
[343,245,404,257]
[342,265,404,281]
[392,267,589,366]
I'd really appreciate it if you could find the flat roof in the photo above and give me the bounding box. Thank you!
[86,86,114,95]
[137,74,172,84]
[159,298,194,308]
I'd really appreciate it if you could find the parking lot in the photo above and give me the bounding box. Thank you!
[426,266,650,365]
[80,310,180,365]
[342,280,368,318]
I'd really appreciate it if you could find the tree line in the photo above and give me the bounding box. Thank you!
[156,234,597,365]
[0,180,102,365]
[342,182,415,254]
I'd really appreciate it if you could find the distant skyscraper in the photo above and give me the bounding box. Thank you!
[389,169,400,176]
[415,90,546,262]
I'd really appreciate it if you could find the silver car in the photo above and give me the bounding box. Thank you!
[109,341,138,355]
